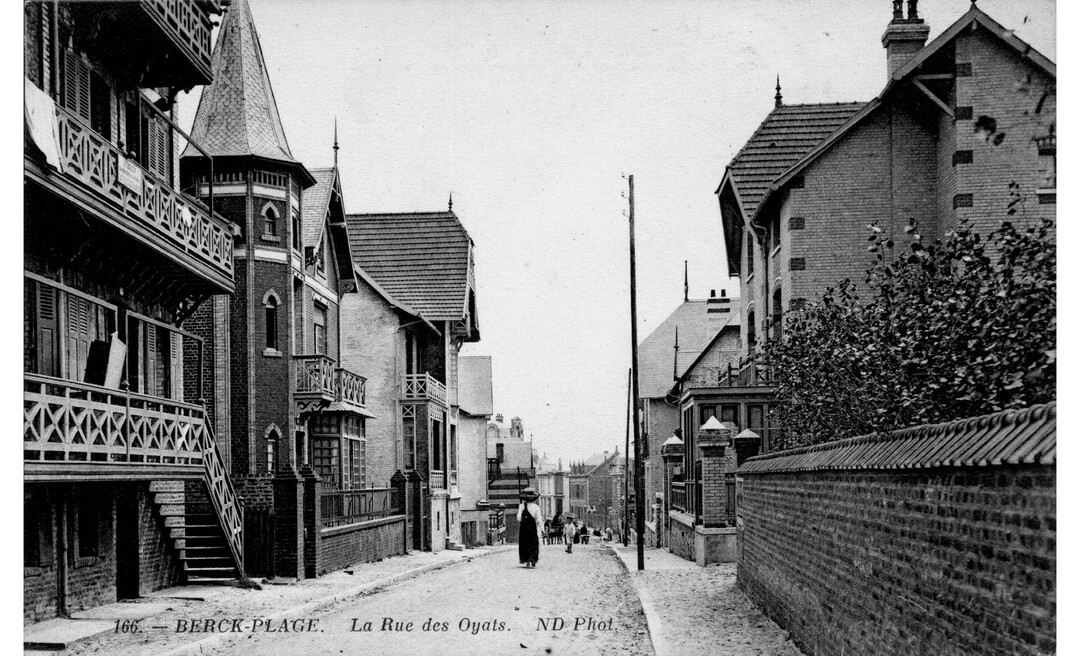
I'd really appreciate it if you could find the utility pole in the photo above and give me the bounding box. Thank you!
[623,367,631,547]
[627,174,645,571]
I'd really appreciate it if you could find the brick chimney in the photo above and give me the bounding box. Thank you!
[882,0,930,80]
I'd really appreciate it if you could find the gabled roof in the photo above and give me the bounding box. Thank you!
[721,102,866,221]
[757,6,1056,219]
[639,299,740,399]
[345,211,473,322]
[181,0,313,185]
[302,168,337,249]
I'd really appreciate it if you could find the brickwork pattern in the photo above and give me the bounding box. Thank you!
[138,484,181,594]
[737,466,1055,656]
[318,517,407,575]
[668,514,695,562]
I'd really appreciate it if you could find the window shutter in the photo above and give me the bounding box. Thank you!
[66,294,93,382]
[35,283,59,377]
[145,323,158,395]
[63,51,91,122]
[170,331,184,401]
[147,116,169,180]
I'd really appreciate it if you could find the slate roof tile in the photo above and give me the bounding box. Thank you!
[345,212,472,321]
[638,300,739,399]
[182,0,299,164]
[302,168,336,249]
[727,102,866,220]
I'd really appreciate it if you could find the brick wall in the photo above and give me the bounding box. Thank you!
[318,517,406,575]
[737,405,1055,656]
[950,31,1056,238]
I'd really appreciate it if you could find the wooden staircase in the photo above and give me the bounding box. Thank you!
[151,480,239,583]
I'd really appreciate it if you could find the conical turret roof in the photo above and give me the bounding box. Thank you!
[182,0,311,184]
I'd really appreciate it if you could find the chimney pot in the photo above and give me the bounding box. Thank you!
[721,289,727,297]
[882,2,929,79]
[710,289,716,298]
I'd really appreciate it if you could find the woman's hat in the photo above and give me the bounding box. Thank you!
[521,487,539,500]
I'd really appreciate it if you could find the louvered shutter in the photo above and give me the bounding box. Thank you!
[147,115,169,181]
[66,294,93,382]
[35,283,59,377]
[63,50,91,123]
[145,323,158,396]
[170,331,184,401]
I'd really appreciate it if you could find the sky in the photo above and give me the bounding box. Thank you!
[176,0,1056,462]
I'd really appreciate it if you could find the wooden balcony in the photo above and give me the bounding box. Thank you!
[717,350,776,388]
[293,355,369,415]
[401,373,447,407]
[65,0,218,89]
[28,106,234,293]
[24,374,207,480]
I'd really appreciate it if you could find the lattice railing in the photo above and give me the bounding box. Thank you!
[142,0,214,72]
[335,368,367,408]
[199,419,244,575]
[294,355,336,398]
[54,107,233,280]
[402,373,447,407]
[718,350,776,388]
[24,374,204,465]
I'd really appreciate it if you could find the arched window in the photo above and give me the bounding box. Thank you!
[266,425,281,473]
[263,290,280,352]
[262,205,278,237]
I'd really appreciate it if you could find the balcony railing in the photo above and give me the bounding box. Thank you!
[717,350,775,387]
[142,0,215,80]
[429,470,446,491]
[320,484,402,529]
[51,106,234,284]
[402,373,447,407]
[294,355,368,412]
[670,480,687,513]
[24,374,205,467]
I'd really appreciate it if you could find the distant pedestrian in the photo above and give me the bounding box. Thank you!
[579,524,590,545]
[517,488,543,568]
[565,517,576,553]
[543,519,551,545]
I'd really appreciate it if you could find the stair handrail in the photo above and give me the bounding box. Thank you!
[199,420,244,577]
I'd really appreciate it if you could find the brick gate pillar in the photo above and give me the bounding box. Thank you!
[660,433,685,548]
[406,470,424,551]
[390,471,409,554]
[273,468,306,579]
[301,465,321,578]
[698,418,736,528]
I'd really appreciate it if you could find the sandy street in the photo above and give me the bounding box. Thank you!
[208,543,651,656]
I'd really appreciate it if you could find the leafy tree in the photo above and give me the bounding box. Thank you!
[765,217,1055,450]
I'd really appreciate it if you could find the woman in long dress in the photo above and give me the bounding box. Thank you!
[516,488,543,568]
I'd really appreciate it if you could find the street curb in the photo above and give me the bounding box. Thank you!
[159,547,510,656]
[605,545,663,656]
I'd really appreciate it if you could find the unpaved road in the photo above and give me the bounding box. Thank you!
[211,543,651,656]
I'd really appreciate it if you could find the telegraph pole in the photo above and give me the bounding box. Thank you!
[627,174,645,570]
[623,367,631,547]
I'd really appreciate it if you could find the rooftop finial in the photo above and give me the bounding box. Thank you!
[673,325,680,382]
[333,116,339,167]
[775,75,783,108]
[683,260,689,301]
[448,192,453,211]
